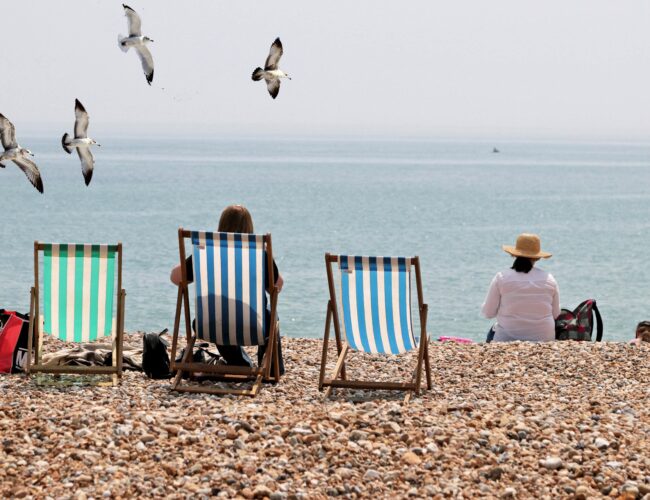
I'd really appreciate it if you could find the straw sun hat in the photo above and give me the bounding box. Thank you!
[502,233,552,259]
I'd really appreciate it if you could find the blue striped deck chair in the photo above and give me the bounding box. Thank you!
[318,254,431,403]
[170,228,281,396]
[26,242,126,382]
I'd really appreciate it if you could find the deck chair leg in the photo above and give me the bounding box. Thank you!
[263,291,279,381]
[36,316,44,365]
[116,290,126,377]
[424,335,432,390]
[273,322,281,383]
[25,287,35,374]
[251,370,265,396]
[170,286,184,367]
[172,335,196,390]
[318,302,333,391]
[324,343,348,400]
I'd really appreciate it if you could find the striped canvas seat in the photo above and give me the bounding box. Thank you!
[27,241,125,380]
[171,228,281,396]
[338,255,417,354]
[320,252,431,403]
[191,231,267,346]
[43,244,117,341]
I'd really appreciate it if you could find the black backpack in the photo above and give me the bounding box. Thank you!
[142,329,172,379]
[555,299,603,342]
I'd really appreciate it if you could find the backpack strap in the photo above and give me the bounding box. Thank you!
[592,301,603,342]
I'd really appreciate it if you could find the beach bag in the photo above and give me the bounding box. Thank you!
[142,329,172,379]
[555,299,603,342]
[0,309,31,373]
[173,343,222,379]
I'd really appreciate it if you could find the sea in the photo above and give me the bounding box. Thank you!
[2,136,650,343]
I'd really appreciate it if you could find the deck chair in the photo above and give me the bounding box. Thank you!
[170,229,281,396]
[26,242,126,383]
[318,254,431,404]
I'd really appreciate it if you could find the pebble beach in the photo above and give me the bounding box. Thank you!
[1,335,649,499]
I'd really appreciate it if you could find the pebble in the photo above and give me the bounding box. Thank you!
[541,457,563,470]
[501,487,517,498]
[363,469,382,481]
[253,485,273,498]
[401,451,422,465]
[0,334,647,499]
[594,437,609,449]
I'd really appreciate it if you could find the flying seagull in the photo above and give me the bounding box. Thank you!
[118,4,154,85]
[252,37,291,99]
[62,99,100,186]
[0,114,44,193]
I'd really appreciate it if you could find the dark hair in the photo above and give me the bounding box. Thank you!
[512,257,534,273]
[218,205,254,233]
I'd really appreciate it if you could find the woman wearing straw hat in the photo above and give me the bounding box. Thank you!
[482,233,560,342]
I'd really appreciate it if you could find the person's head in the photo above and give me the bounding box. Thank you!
[502,233,552,273]
[218,204,254,233]
[511,256,538,273]
[636,321,650,343]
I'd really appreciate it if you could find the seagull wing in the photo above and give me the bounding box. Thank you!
[264,38,283,71]
[12,156,43,193]
[265,78,281,99]
[135,45,154,85]
[0,114,18,150]
[77,147,95,186]
[74,99,89,138]
[122,4,142,36]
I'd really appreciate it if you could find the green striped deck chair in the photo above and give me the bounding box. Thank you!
[171,228,280,397]
[318,254,431,404]
[26,242,126,380]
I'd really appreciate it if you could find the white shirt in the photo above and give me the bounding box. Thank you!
[481,267,560,342]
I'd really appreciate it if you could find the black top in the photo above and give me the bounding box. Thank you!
[184,256,279,290]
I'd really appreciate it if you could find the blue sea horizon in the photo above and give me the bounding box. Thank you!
[1,135,649,343]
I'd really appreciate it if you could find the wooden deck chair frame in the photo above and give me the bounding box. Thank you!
[318,253,432,404]
[170,228,281,397]
[25,241,126,384]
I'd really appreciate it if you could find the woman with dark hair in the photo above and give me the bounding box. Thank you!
[170,204,285,374]
[482,233,560,342]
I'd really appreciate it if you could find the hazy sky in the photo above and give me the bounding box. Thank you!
[3,1,650,139]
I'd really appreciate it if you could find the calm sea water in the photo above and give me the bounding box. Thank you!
[1,136,650,342]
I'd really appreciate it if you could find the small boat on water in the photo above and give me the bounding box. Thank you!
[493,147,500,153]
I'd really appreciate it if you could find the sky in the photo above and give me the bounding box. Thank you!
[2,1,650,140]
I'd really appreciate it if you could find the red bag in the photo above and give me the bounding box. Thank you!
[0,309,31,373]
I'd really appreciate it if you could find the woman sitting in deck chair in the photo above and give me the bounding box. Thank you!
[170,204,285,375]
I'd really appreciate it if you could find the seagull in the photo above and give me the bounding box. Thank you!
[252,37,291,99]
[0,114,44,193]
[61,99,100,186]
[118,4,154,85]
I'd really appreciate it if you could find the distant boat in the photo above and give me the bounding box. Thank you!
[492,147,500,153]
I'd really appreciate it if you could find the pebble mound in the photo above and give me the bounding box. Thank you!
[1,335,649,499]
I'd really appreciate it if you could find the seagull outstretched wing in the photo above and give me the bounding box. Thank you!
[74,99,89,139]
[123,4,142,36]
[135,45,154,85]
[265,78,280,99]
[77,148,95,186]
[13,156,44,193]
[0,114,17,150]
[264,38,283,71]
